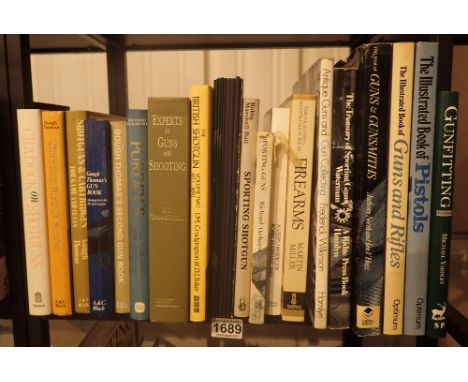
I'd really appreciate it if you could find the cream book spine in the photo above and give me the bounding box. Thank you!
[17,109,52,315]
[265,107,290,316]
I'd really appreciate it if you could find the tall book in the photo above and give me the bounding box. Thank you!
[0,179,8,301]
[249,131,274,324]
[127,110,149,320]
[66,110,109,313]
[209,77,243,318]
[190,85,212,322]
[383,42,415,335]
[42,111,72,315]
[148,97,190,323]
[282,94,316,322]
[328,59,358,329]
[111,120,130,314]
[85,119,114,317]
[265,107,290,316]
[404,42,439,335]
[293,58,333,328]
[352,43,392,336]
[233,99,259,318]
[17,109,52,315]
[426,91,459,338]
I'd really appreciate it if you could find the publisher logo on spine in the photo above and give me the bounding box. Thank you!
[356,305,380,329]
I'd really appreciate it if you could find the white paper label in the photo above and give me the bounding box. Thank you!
[211,318,243,340]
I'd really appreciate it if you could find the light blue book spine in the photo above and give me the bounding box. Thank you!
[127,109,149,320]
[404,42,438,335]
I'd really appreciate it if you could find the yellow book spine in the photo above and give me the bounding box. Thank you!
[383,42,415,335]
[42,111,72,315]
[190,85,212,322]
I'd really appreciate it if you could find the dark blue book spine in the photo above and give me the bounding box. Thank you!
[127,110,149,320]
[85,119,114,317]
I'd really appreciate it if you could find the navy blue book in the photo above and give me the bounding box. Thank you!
[127,110,149,320]
[85,119,114,317]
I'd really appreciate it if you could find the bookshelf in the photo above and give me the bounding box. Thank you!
[0,34,466,347]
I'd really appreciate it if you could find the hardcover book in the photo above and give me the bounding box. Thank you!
[233,99,259,318]
[265,107,290,316]
[111,120,130,314]
[249,131,274,324]
[404,42,439,335]
[282,94,316,323]
[352,43,392,336]
[328,59,358,329]
[148,97,190,323]
[383,42,415,335]
[425,91,459,338]
[42,111,72,315]
[190,85,212,322]
[17,109,52,315]
[85,119,114,317]
[127,109,149,320]
[294,58,334,328]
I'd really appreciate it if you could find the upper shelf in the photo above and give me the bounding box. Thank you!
[28,34,468,54]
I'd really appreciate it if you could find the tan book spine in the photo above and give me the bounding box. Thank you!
[111,121,130,313]
[65,111,90,313]
[383,42,415,335]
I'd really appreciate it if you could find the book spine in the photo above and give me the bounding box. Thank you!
[426,91,459,338]
[266,108,290,316]
[85,119,114,317]
[233,99,259,318]
[148,98,190,323]
[190,85,212,322]
[311,59,334,328]
[0,179,8,301]
[249,131,274,324]
[328,67,356,329]
[111,121,130,314]
[42,111,72,315]
[127,110,149,320]
[404,42,438,335]
[383,42,415,335]
[17,109,52,315]
[65,111,90,313]
[352,43,392,336]
[282,95,316,322]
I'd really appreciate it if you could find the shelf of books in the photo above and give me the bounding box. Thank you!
[1,34,467,347]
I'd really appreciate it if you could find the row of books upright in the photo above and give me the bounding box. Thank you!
[16,41,458,338]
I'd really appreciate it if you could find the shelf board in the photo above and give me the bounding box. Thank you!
[29,34,113,53]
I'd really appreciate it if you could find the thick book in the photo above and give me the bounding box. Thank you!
[265,107,290,316]
[294,58,334,328]
[148,97,190,323]
[282,94,316,323]
[127,109,149,320]
[328,59,358,329]
[17,109,52,315]
[111,120,130,314]
[383,42,415,335]
[404,42,439,335]
[425,91,459,338]
[352,43,392,336]
[190,85,212,322]
[233,99,259,318]
[85,119,114,317]
[249,131,274,324]
[209,77,243,318]
[42,111,72,315]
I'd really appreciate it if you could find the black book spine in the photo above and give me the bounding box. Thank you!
[328,65,357,329]
[351,43,392,336]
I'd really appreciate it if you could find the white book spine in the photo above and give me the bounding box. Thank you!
[249,131,274,324]
[266,108,290,316]
[282,95,316,322]
[17,109,52,315]
[313,59,333,328]
[233,99,259,317]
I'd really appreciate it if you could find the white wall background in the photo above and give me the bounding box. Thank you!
[31,47,350,128]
